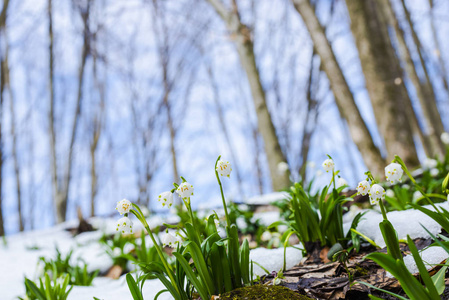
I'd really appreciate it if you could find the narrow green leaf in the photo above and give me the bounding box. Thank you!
[431,265,448,295]
[126,273,144,300]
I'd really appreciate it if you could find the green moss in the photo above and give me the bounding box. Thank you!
[219,285,312,300]
[348,265,369,277]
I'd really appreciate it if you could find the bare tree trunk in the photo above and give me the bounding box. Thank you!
[379,0,442,157]
[299,51,319,183]
[291,0,386,175]
[0,0,10,236]
[428,0,449,93]
[8,70,23,231]
[206,0,291,191]
[206,63,245,197]
[345,0,419,168]
[49,0,89,223]
[400,0,446,141]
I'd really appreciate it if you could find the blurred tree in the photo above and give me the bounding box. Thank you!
[206,0,291,191]
[0,0,11,236]
[48,0,90,223]
[291,0,386,176]
[345,0,419,168]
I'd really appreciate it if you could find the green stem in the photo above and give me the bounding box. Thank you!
[215,156,231,226]
[378,199,388,221]
[130,206,180,296]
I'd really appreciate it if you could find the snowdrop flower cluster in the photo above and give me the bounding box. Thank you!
[216,160,233,177]
[357,180,370,196]
[322,158,335,173]
[385,163,403,185]
[368,184,385,205]
[162,232,182,248]
[441,132,449,145]
[158,191,174,207]
[116,216,133,234]
[176,182,194,200]
[116,199,132,215]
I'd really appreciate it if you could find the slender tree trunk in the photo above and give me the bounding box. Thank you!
[8,71,23,231]
[291,0,386,175]
[0,0,10,236]
[428,0,449,93]
[345,0,419,168]
[206,63,245,197]
[299,51,318,183]
[400,0,446,139]
[379,0,442,157]
[207,0,291,190]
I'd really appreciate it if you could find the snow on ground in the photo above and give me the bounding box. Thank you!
[246,192,289,205]
[0,214,302,300]
[2,202,449,299]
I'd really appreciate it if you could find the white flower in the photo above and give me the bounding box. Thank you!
[158,191,173,207]
[116,199,132,215]
[357,180,370,196]
[413,191,423,202]
[162,233,181,248]
[447,194,449,202]
[336,177,348,189]
[176,182,194,200]
[216,160,232,177]
[423,158,438,170]
[261,231,272,242]
[116,217,133,234]
[322,159,335,173]
[386,189,395,198]
[368,184,385,205]
[430,168,439,177]
[402,184,410,190]
[441,132,449,145]
[385,163,403,185]
[277,161,289,175]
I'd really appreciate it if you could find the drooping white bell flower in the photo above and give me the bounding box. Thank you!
[336,177,348,189]
[430,168,439,177]
[162,232,181,248]
[116,217,133,234]
[385,163,403,185]
[158,191,173,207]
[176,182,194,200]
[357,180,370,196]
[261,231,272,242]
[116,199,132,215]
[441,132,449,145]
[386,189,395,198]
[368,184,385,205]
[216,160,232,177]
[322,158,335,173]
[423,158,438,170]
[413,191,423,203]
[277,161,289,175]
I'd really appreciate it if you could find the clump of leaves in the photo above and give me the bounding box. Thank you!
[19,272,72,300]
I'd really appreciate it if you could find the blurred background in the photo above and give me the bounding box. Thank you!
[0,0,448,235]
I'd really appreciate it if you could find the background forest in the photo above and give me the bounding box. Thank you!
[0,0,448,235]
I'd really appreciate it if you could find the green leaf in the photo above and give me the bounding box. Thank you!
[25,278,46,300]
[355,281,409,300]
[126,273,144,300]
[431,265,448,295]
[406,235,439,298]
[173,252,209,300]
[379,220,402,261]
[240,239,250,285]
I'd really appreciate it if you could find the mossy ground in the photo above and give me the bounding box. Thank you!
[219,284,313,300]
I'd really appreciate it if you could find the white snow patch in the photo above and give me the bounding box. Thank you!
[402,246,449,275]
[246,192,289,205]
[354,203,449,248]
[250,244,303,276]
